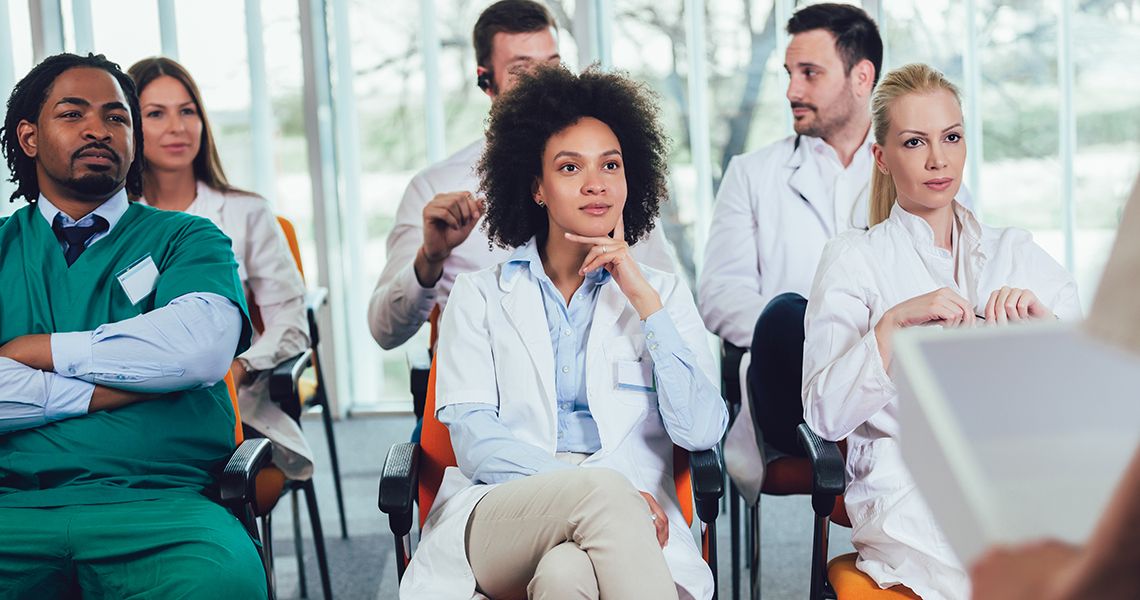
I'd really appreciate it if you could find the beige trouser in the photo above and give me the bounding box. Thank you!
[465,466,680,600]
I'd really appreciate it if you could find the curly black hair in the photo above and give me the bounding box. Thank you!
[478,65,670,248]
[2,53,145,203]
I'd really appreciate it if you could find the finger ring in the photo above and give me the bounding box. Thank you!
[602,246,609,253]
[650,514,657,521]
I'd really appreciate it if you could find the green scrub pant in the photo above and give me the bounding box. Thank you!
[0,495,266,599]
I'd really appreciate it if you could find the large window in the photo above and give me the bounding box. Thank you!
[9,0,1135,412]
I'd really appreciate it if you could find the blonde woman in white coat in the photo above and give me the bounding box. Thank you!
[801,63,1081,600]
[129,57,314,480]
[400,66,728,600]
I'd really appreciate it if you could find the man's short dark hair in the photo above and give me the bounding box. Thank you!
[473,0,558,69]
[1,53,145,203]
[787,3,883,87]
[478,65,669,248]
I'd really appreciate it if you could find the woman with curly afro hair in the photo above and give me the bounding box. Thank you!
[398,65,728,600]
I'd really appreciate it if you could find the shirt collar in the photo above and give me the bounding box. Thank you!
[501,236,612,287]
[889,199,981,252]
[37,188,130,231]
[804,127,874,170]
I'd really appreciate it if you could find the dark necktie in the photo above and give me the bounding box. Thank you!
[52,213,110,266]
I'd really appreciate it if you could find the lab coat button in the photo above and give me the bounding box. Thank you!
[561,366,570,374]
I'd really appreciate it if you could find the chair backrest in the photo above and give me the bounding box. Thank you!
[417,352,696,529]
[225,370,243,445]
[276,215,306,281]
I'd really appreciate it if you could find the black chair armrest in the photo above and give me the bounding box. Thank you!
[720,341,748,414]
[220,438,274,505]
[305,287,329,346]
[269,349,313,422]
[379,441,421,537]
[796,424,845,516]
[407,347,432,420]
[690,448,724,524]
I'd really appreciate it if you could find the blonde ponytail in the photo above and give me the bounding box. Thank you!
[869,63,962,227]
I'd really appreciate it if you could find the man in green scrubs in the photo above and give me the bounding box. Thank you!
[0,54,266,598]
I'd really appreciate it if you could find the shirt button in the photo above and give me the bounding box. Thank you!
[647,332,655,340]
[561,366,570,374]
[563,329,572,336]
[651,343,660,351]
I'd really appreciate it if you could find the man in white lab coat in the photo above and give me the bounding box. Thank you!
[698,3,883,495]
[368,0,676,353]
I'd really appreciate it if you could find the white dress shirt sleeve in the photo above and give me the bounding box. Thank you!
[50,292,243,393]
[801,237,896,442]
[0,357,94,434]
[368,173,439,350]
[236,200,310,371]
[699,156,770,348]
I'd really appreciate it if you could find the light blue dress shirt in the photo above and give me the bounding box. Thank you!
[0,192,241,434]
[438,240,726,485]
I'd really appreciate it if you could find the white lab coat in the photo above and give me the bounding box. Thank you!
[802,201,1081,600]
[700,133,872,502]
[399,260,720,600]
[143,183,314,479]
[368,138,681,350]
[700,134,972,503]
[699,134,875,349]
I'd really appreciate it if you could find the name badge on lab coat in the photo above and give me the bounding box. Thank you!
[615,359,656,392]
[117,254,159,305]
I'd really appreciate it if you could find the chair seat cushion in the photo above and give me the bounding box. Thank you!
[827,553,920,599]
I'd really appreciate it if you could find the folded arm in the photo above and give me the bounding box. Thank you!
[46,292,242,393]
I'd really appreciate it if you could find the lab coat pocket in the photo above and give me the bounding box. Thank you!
[605,335,658,408]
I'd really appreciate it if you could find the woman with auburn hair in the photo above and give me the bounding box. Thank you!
[801,63,1081,599]
[400,65,727,600]
[128,57,314,481]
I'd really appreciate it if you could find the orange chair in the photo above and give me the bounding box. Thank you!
[216,371,275,598]
[378,353,725,595]
[796,424,918,600]
[275,216,347,540]
[233,215,337,599]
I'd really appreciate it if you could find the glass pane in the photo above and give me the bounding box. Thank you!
[707,0,784,181]
[879,0,965,77]
[1073,4,1140,301]
[261,0,317,282]
[2,0,34,216]
[175,0,254,194]
[7,0,33,81]
[974,2,1064,268]
[612,0,697,280]
[89,0,161,68]
[348,0,428,408]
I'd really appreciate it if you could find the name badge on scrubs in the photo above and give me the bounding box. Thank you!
[116,254,159,305]
[615,359,656,392]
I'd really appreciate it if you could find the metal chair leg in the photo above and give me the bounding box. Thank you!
[260,511,276,600]
[313,358,348,539]
[303,479,334,599]
[705,519,719,600]
[809,514,833,600]
[319,399,344,540]
[730,482,741,600]
[292,489,308,598]
[749,500,761,600]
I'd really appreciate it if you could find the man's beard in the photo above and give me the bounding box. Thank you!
[795,83,858,139]
[66,172,121,198]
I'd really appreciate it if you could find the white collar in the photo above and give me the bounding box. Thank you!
[889,200,982,256]
[37,187,130,230]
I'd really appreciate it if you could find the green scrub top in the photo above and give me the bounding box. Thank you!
[0,201,253,508]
